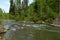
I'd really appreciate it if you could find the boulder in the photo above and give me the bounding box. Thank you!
[0,27,5,33]
[52,17,60,27]
[0,25,9,34]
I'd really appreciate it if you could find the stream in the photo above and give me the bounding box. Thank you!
[1,20,60,40]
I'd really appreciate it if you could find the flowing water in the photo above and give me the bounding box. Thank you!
[1,21,60,40]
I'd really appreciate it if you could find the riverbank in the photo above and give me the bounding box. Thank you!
[0,20,60,34]
[1,20,60,27]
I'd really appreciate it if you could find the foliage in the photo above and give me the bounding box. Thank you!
[0,0,59,24]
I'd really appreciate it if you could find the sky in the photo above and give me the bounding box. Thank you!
[0,0,34,13]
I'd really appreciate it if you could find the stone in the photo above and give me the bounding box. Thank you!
[52,17,60,27]
[0,25,9,34]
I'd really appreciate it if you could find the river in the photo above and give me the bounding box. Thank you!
[1,20,60,40]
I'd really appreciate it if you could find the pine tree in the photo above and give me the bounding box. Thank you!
[22,0,28,9]
[9,0,21,15]
[9,0,15,15]
[22,0,28,17]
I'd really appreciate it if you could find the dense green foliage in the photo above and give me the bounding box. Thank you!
[24,0,59,23]
[0,0,59,23]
